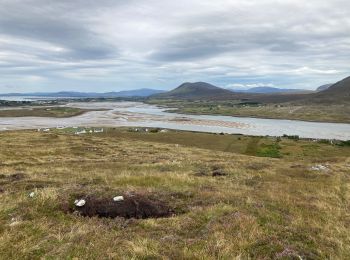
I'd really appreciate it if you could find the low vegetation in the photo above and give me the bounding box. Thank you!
[147,99,350,123]
[0,129,350,258]
[0,100,33,107]
[0,107,91,118]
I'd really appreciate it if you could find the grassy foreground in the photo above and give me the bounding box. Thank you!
[0,129,350,259]
[0,107,89,118]
[148,99,350,123]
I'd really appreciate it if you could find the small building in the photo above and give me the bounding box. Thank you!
[94,128,104,133]
[75,129,86,135]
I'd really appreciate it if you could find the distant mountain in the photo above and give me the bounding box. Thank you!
[316,84,333,92]
[0,88,164,98]
[152,82,235,99]
[231,87,311,94]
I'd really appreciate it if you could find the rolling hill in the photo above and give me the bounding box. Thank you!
[152,76,350,104]
[152,82,235,99]
[151,82,311,103]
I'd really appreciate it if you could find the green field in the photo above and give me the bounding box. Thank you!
[0,107,90,118]
[1,128,350,259]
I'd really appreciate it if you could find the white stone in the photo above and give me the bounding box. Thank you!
[74,199,86,207]
[310,165,328,171]
[113,196,124,202]
[29,192,35,198]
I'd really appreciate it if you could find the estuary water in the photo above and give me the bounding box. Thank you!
[1,101,350,140]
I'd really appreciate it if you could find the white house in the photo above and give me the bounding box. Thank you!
[94,128,104,133]
[75,129,86,135]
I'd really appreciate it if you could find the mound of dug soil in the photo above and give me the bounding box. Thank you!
[65,194,173,219]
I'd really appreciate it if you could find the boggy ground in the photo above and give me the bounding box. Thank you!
[0,129,350,259]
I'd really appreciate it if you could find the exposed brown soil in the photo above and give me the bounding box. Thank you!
[9,173,26,181]
[0,173,26,182]
[211,166,227,176]
[63,193,174,219]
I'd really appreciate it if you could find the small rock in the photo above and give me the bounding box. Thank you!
[310,165,328,171]
[29,192,35,198]
[9,217,22,227]
[113,196,124,202]
[74,199,86,207]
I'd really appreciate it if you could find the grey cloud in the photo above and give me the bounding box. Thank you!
[150,28,309,62]
[0,0,349,92]
[0,0,119,60]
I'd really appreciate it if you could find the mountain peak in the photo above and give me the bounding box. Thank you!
[153,82,234,99]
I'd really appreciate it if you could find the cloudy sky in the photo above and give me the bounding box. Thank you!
[0,0,349,93]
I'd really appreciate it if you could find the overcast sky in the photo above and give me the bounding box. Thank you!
[0,0,349,93]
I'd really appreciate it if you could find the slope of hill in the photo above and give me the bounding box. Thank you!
[308,76,350,103]
[316,84,333,92]
[152,82,235,99]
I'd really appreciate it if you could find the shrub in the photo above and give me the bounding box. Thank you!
[283,134,300,141]
[338,140,350,147]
